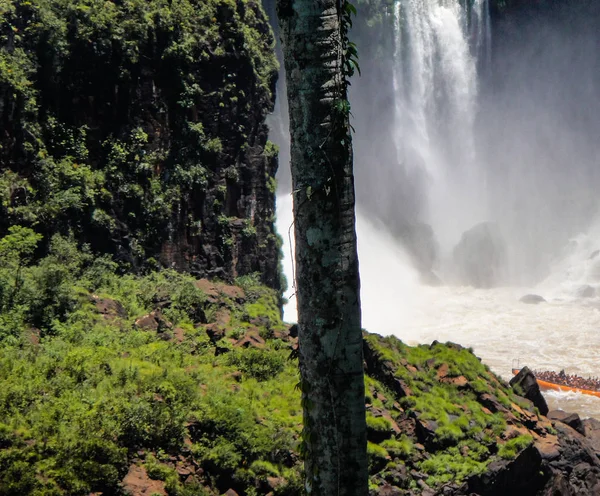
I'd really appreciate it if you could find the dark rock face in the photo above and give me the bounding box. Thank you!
[582,418,600,453]
[510,366,549,415]
[548,410,585,436]
[0,1,281,290]
[453,222,507,288]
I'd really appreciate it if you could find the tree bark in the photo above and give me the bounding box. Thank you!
[277,1,368,494]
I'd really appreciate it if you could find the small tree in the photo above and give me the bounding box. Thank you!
[0,225,42,308]
[277,0,368,494]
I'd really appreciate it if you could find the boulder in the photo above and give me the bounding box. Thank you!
[453,222,507,288]
[582,418,600,454]
[519,294,546,304]
[510,366,549,416]
[91,295,128,321]
[548,410,586,436]
[135,310,172,333]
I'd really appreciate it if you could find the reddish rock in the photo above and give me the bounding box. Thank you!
[534,434,560,461]
[175,461,194,477]
[266,476,285,491]
[435,363,468,388]
[135,310,172,332]
[172,327,185,343]
[91,295,127,321]
[27,327,41,346]
[219,284,245,302]
[214,309,231,326]
[234,330,265,348]
[122,465,167,496]
[194,279,221,303]
[194,279,245,304]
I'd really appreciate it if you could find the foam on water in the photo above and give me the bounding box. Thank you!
[277,194,600,418]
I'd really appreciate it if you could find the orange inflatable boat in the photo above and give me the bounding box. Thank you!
[512,368,600,399]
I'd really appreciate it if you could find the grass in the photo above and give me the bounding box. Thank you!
[0,236,546,494]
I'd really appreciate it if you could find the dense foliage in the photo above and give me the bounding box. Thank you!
[0,0,281,286]
[0,228,301,495]
[0,227,546,495]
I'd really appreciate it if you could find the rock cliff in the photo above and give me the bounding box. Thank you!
[0,0,282,289]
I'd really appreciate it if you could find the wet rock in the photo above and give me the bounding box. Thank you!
[510,366,549,416]
[548,410,585,436]
[540,471,572,496]
[453,221,507,288]
[519,294,546,304]
[549,422,599,472]
[582,418,600,454]
[468,445,547,495]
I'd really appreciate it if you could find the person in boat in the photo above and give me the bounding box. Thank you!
[534,368,600,392]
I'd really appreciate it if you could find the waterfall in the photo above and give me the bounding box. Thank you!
[392,0,490,252]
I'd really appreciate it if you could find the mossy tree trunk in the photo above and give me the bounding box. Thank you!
[277,1,368,494]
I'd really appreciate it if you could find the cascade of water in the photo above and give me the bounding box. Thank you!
[393,0,490,253]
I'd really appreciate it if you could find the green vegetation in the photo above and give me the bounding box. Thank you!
[498,435,534,460]
[0,227,546,494]
[0,230,299,494]
[364,334,547,488]
[0,0,279,281]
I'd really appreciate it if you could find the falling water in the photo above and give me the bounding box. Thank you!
[392,0,488,252]
[273,0,600,417]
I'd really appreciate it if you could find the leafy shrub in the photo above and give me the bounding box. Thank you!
[226,348,285,382]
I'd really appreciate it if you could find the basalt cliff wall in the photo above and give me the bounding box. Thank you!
[0,0,282,289]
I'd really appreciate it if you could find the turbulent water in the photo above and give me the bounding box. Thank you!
[272,0,600,418]
[276,194,600,419]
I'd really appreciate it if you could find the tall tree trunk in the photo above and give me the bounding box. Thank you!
[277,1,368,494]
